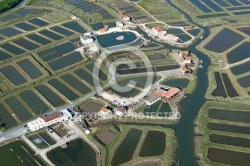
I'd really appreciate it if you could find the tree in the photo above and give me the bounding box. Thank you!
[1,126,6,132]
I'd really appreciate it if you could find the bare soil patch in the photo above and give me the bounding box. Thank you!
[50,123,69,137]
[80,101,104,113]
[96,129,115,145]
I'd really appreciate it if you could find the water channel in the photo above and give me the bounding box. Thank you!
[164,1,211,165]
[109,1,211,164]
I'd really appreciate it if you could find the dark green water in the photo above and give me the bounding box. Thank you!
[139,130,166,157]
[48,79,79,101]
[210,134,250,148]
[112,129,142,165]
[47,138,97,166]
[0,140,47,166]
[35,85,66,107]
[20,90,49,115]
[209,108,250,123]
[61,74,92,94]
[39,132,56,145]
[0,103,18,128]
[5,96,32,122]
[0,65,27,86]
[17,58,43,79]
[161,78,190,89]
[28,134,49,149]
[208,122,250,135]
[97,32,137,47]
[208,147,250,166]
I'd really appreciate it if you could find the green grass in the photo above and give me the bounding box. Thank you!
[138,0,184,22]
[145,23,166,29]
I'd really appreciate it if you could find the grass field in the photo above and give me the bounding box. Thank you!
[138,0,184,22]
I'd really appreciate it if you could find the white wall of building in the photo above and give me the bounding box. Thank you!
[27,109,73,132]
[144,97,161,106]
[116,110,126,116]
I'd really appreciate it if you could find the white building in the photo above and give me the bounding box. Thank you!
[27,109,74,132]
[152,26,167,36]
[89,43,100,54]
[116,21,124,27]
[27,118,47,132]
[80,35,94,45]
[122,15,131,22]
[115,106,127,116]
[71,15,77,19]
[183,59,192,65]
[166,34,179,41]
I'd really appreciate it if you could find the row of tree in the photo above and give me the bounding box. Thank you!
[0,0,22,13]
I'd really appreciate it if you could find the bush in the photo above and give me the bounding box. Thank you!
[0,0,22,13]
[1,126,6,132]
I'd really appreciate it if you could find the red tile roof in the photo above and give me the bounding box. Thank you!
[101,107,109,112]
[181,65,192,73]
[181,51,189,55]
[153,26,163,32]
[41,112,61,122]
[184,26,194,30]
[149,88,181,100]
[99,27,108,33]
[162,88,181,99]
